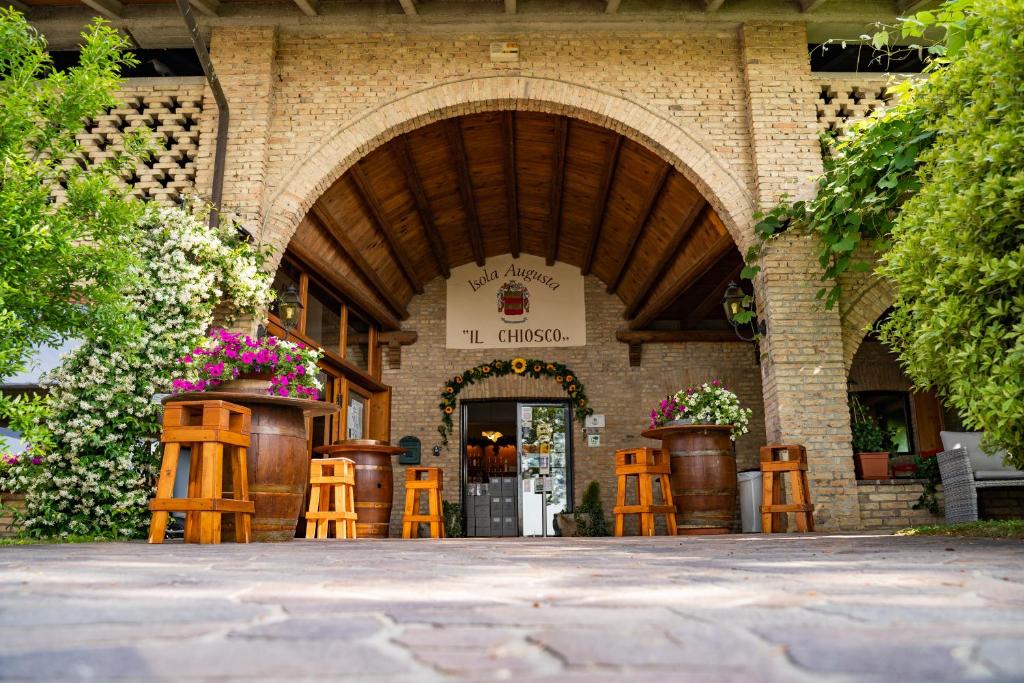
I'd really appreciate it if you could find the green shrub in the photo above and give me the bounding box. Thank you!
[574,481,609,537]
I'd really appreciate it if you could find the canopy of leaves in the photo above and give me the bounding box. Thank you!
[0,10,147,380]
[879,0,1024,466]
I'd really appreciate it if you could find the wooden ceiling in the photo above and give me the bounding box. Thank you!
[290,111,742,332]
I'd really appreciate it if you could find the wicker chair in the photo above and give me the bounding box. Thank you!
[937,446,1024,523]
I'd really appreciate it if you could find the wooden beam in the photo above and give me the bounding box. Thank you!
[310,204,409,320]
[81,0,124,19]
[286,240,401,331]
[625,199,706,319]
[546,117,569,266]
[681,260,743,328]
[398,0,417,15]
[703,0,726,10]
[581,135,623,276]
[628,232,734,330]
[292,0,318,16]
[188,0,220,16]
[605,0,621,13]
[897,0,940,14]
[349,163,424,295]
[616,329,743,344]
[798,0,829,11]
[504,0,516,13]
[444,119,485,267]
[606,162,671,294]
[395,135,449,279]
[377,330,418,370]
[503,111,520,259]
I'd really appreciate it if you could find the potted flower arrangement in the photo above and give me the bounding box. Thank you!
[171,327,324,399]
[643,381,753,535]
[850,396,891,480]
[648,380,752,440]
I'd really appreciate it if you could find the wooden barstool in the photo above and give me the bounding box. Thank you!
[148,400,254,544]
[760,444,815,533]
[402,467,445,539]
[304,457,358,539]
[613,448,677,536]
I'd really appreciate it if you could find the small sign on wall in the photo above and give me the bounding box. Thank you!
[587,434,601,448]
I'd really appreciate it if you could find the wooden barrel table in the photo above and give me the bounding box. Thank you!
[642,425,737,534]
[315,440,405,538]
[165,391,338,542]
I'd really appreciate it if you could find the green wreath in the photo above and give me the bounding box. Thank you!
[438,357,594,446]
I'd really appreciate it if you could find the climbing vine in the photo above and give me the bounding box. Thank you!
[437,358,593,446]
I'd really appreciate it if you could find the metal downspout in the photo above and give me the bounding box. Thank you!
[174,0,228,229]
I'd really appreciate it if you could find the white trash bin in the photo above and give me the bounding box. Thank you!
[737,471,763,533]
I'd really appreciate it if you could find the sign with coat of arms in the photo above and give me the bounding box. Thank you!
[446,254,586,349]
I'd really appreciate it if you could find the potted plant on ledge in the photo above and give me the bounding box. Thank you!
[850,396,891,480]
[642,381,752,534]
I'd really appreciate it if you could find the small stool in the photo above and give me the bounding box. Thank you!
[305,457,358,539]
[613,448,677,537]
[402,467,445,539]
[148,400,255,544]
[760,444,815,533]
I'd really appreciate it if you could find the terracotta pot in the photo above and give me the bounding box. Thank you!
[642,424,737,535]
[855,452,890,480]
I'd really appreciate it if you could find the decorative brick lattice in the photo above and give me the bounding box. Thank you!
[56,78,207,206]
[814,75,895,139]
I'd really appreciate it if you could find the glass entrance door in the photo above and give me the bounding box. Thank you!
[517,403,571,537]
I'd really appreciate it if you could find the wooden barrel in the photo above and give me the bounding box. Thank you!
[351,449,394,538]
[644,425,737,534]
[247,404,310,541]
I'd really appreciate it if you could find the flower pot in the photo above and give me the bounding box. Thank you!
[855,452,890,480]
[212,371,274,395]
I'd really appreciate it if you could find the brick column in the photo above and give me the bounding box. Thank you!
[194,27,279,226]
[741,23,861,530]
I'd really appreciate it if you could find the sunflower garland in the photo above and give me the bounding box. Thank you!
[437,358,594,445]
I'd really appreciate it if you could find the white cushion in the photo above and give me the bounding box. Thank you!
[940,431,1019,478]
[974,470,1024,481]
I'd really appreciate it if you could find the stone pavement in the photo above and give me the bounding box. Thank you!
[1,534,1023,682]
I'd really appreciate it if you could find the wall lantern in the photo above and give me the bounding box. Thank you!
[277,285,303,337]
[721,281,767,342]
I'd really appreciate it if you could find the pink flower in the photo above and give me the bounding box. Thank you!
[277,387,290,397]
[30,457,42,465]
[240,352,256,365]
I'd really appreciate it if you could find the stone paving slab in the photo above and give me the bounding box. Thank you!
[1,534,1023,681]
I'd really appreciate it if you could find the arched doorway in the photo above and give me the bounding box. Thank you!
[266,108,763,537]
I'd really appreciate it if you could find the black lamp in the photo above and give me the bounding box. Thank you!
[721,281,766,342]
[277,285,303,338]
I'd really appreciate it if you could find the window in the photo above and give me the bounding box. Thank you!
[345,310,371,372]
[305,281,342,355]
[851,391,915,455]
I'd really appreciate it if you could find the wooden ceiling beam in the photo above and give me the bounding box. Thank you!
[81,0,124,19]
[625,199,706,319]
[616,329,743,344]
[291,0,318,15]
[349,162,424,295]
[395,134,449,279]
[546,117,569,266]
[503,111,520,259]
[188,0,220,16]
[287,240,401,332]
[444,119,486,267]
[681,259,743,328]
[628,232,733,330]
[310,204,409,320]
[398,0,417,15]
[504,0,516,13]
[606,162,671,294]
[605,0,622,13]
[703,0,727,10]
[581,134,623,276]
[798,0,829,11]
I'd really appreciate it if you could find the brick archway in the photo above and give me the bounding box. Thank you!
[838,265,897,372]
[260,75,757,269]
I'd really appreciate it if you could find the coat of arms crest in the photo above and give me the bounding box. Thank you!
[497,280,529,323]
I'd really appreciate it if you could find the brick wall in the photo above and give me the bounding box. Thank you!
[857,481,943,531]
[383,276,765,536]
